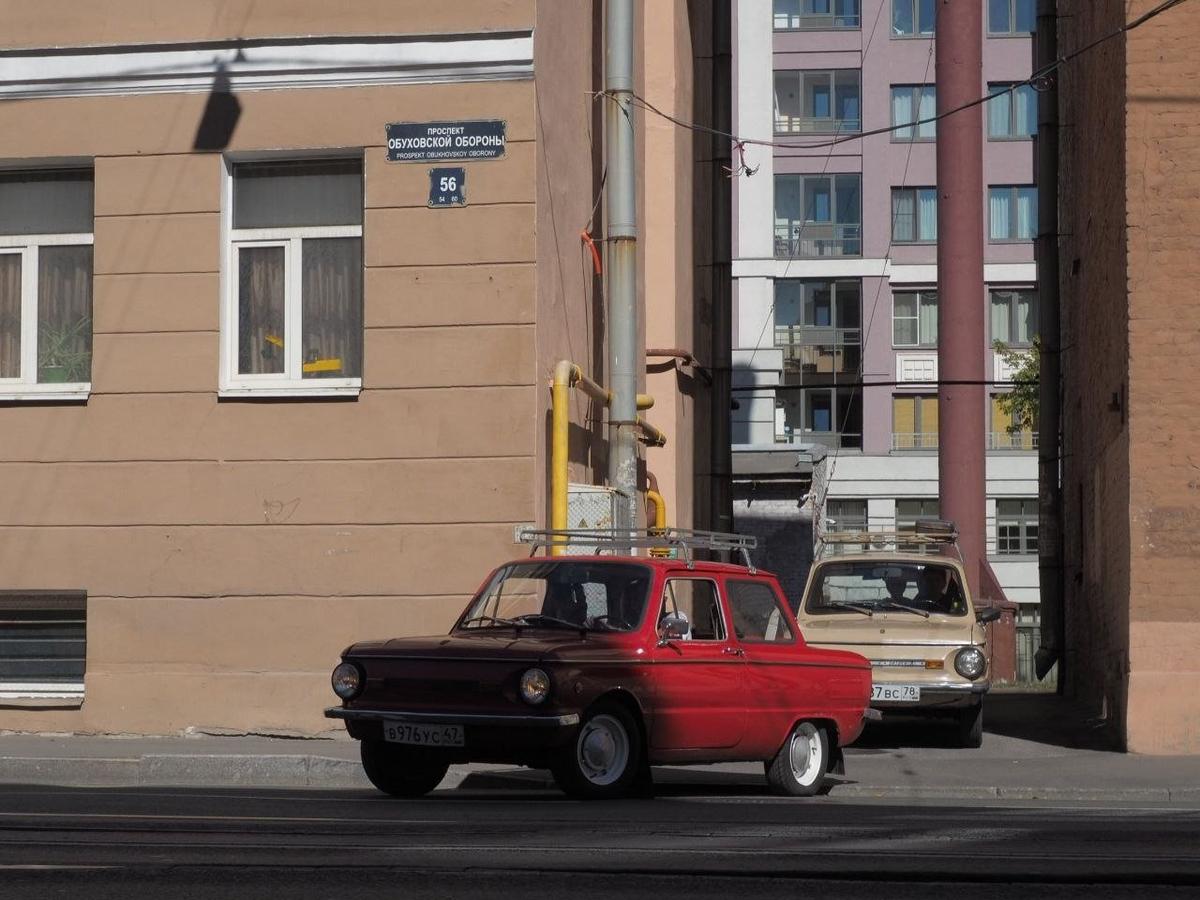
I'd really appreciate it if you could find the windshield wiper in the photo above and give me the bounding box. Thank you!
[513,614,588,633]
[461,615,517,628]
[825,603,875,617]
[880,601,931,619]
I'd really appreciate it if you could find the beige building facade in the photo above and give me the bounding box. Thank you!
[1059,0,1200,753]
[0,1,725,736]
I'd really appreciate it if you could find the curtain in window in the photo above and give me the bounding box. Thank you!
[892,89,914,140]
[893,293,917,345]
[238,246,286,375]
[892,191,915,241]
[892,0,914,35]
[1015,292,1034,344]
[919,294,938,345]
[302,238,363,380]
[989,190,1011,239]
[37,245,92,384]
[918,189,937,241]
[1014,84,1035,136]
[0,254,19,379]
[988,88,1011,137]
[1016,188,1037,238]
[991,294,1011,344]
[917,87,936,138]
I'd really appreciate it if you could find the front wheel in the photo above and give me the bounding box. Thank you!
[360,740,450,798]
[765,721,830,797]
[552,702,643,800]
[956,703,984,749]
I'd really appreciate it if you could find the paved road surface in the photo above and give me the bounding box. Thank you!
[1,784,1198,898]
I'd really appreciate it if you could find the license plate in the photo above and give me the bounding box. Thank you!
[872,684,921,703]
[383,722,464,747]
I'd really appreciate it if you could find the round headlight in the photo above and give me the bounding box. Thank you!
[954,647,987,680]
[519,667,551,705]
[331,662,363,700]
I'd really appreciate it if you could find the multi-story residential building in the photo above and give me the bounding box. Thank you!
[731,0,1042,678]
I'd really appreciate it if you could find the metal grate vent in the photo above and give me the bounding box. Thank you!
[0,591,86,702]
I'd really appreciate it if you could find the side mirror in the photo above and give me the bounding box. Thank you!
[977,606,1002,625]
[658,611,690,644]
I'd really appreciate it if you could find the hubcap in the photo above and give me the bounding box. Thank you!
[789,723,822,786]
[575,714,630,786]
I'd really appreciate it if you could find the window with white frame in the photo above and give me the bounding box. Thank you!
[0,169,94,400]
[988,0,1036,34]
[892,187,937,243]
[891,85,936,141]
[988,185,1037,241]
[892,0,935,37]
[987,83,1037,139]
[222,157,363,396]
[996,498,1038,555]
[893,290,938,347]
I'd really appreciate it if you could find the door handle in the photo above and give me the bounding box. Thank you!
[723,647,744,657]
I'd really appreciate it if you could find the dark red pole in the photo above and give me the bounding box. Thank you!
[935,0,986,601]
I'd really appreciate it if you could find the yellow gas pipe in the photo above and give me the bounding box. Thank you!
[551,360,666,556]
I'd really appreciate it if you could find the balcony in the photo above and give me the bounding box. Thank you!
[987,431,1039,451]
[892,432,939,451]
[774,113,862,135]
[776,429,862,450]
[774,222,862,258]
[774,2,861,31]
[774,326,861,378]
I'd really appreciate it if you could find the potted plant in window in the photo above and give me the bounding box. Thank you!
[38,315,92,384]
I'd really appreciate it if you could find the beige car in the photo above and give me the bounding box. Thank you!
[794,529,1000,748]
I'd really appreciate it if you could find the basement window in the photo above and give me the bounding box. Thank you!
[0,591,86,707]
[220,156,364,397]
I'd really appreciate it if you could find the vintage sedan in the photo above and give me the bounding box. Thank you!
[326,546,873,800]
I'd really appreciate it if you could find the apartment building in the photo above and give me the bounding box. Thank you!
[731,0,1042,676]
[0,0,725,735]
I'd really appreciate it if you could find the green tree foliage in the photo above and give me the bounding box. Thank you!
[993,337,1039,435]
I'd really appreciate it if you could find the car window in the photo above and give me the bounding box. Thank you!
[803,560,969,616]
[660,578,726,641]
[727,580,794,643]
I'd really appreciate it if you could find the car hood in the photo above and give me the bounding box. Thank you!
[345,631,618,662]
[797,612,980,646]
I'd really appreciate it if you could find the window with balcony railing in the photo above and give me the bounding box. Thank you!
[776,386,862,449]
[892,394,938,451]
[774,174,862,258]
[774,0,862,30]
[774,70,861,134]
[990,393,1038,450]
[774,279,861,382]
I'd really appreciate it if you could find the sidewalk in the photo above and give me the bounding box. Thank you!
[2,695,1198,804]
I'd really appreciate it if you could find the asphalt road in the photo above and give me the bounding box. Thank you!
[1,784,1198,899]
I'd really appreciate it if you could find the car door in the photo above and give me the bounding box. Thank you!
[649,575,747,751]
[725,577,807,756]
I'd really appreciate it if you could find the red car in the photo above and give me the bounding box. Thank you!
[326,533,872,800]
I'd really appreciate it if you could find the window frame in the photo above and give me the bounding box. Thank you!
[219,153,365,398]
[987,82,1037,140]
[774,173,863,259]
[891,187,938,244]
[990,288,1038,348]
[891,0,936,38]
[890,84,936,142]
[0,169,94,403]
[892,289,938,348]
[773,0,862,31]
[773,68,862,135]
[996,498,1039,555]
[660,577,728,642]
[726,579,796,644]
[988,0,1036,36]
[988,185,1037,242]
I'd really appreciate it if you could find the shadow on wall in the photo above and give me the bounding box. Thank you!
[732,481,813,609]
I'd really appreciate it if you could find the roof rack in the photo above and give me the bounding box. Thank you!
[515,527,759,572]
[816,519,961,559]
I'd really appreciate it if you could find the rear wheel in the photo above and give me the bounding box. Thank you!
[360,740,450,797]
[552,702,642,800]
[956,703,984,749]
[765,721,830,797]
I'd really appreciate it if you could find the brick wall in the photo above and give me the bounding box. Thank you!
[732,485,813,608]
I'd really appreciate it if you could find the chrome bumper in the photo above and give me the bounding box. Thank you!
[324,707,581,727]
[871,681,990,710]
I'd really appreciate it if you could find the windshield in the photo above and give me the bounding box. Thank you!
[803,560,968,617]
[459,561,652,632]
